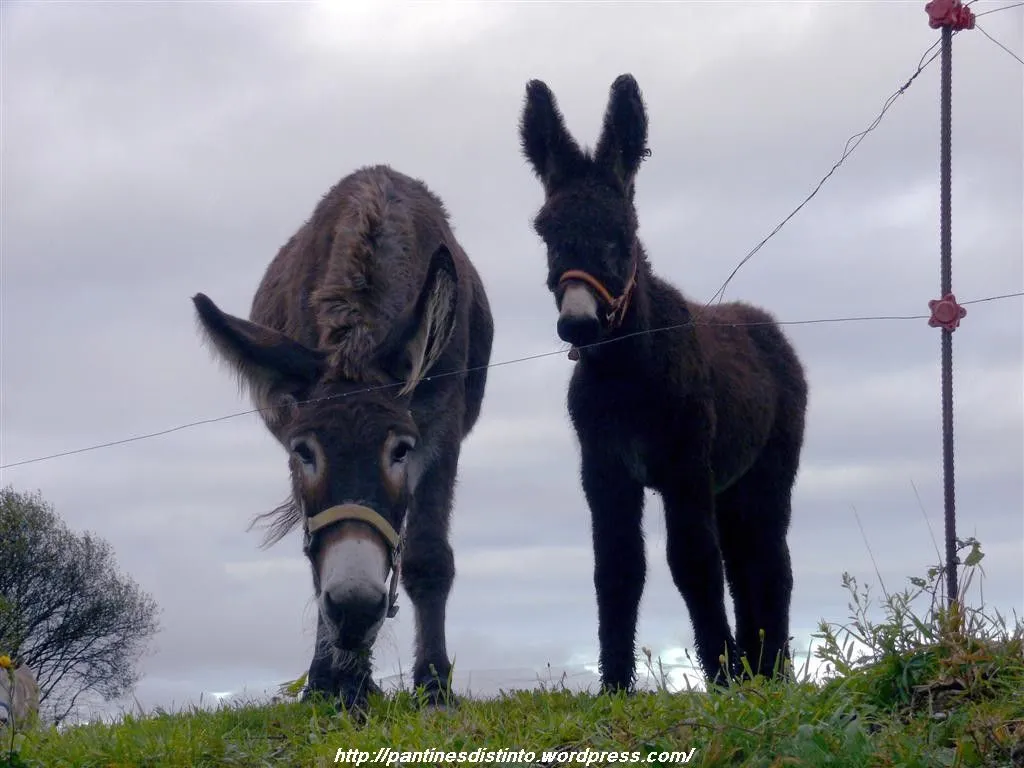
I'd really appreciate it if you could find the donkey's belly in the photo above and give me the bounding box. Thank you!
[709,409,773,494]
[711,452,759,494]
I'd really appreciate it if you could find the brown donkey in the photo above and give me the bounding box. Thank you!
[519,75,808,690]
[193,165,493,711]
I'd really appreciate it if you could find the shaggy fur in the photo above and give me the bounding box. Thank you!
[519,75,808,690]
[192,165,493,711]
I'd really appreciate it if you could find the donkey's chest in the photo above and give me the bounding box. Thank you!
[568,382,659,487]
[612,434,651,487]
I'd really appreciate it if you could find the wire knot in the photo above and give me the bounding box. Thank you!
[925,0,975,31]
[928,293,967,331]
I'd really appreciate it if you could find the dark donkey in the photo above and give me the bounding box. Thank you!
[192,165,493,710]
[519,75,808,690]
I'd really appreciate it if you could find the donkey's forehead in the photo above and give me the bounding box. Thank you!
[536,182,633,243]
[294,394,416,435]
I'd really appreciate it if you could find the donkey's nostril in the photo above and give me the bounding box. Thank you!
[322,591,344,623]
[323,586,388,647]
[557,314,601,347]
[350,591,388,626]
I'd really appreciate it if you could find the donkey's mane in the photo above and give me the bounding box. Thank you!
[311,171,420,382]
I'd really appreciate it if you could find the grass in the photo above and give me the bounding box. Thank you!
[3,538,1021,768]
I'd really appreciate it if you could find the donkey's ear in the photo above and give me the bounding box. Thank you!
[594,74,649,188]
[376,244,459,395]
[192,293,325,411]
[520,78,586,193]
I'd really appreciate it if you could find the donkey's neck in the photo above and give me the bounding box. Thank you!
[577,244,679,373]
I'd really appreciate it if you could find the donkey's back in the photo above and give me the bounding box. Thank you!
[686,298,807,493]
[250,165,487,396]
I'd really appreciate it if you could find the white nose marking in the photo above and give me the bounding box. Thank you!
[560,283,598,320]
[319,535,390,607]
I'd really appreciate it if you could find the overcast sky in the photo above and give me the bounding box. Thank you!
[2,1,1022,721]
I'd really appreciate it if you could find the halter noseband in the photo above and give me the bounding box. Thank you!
[557,256,639,361]
[304,503,403,619]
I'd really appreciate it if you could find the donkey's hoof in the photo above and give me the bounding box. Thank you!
[338,693,370,723]
[599,681,636,698]
[706,668,742,692]
[415,680,459,710]
[337,676,381,720]
[425,696,459,713]
[300,685,336,706]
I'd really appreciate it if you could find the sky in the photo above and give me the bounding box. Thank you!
[2,0,1022,722]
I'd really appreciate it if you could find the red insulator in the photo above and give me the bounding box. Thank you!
[928,293,968,331]
[925,0,976,31]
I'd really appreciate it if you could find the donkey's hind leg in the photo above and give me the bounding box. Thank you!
[717,436,798,680]
[401,438,461,707]
[661,478,740,686]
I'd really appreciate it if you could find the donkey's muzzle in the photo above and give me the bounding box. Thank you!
[308,503,403,633]
[557,283,601,346]
[557,313,601,347]
[324,588,389,649]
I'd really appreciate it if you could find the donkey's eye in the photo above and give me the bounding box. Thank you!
[290,438,316,466]
[390,439,414,465]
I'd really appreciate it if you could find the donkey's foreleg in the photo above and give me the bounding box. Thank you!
[661,473,740,687]
[581,445,647,694]
[401,441,460,707]
[302,610,378,714]
[303,611,337,699]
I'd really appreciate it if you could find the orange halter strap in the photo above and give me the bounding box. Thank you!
[557,258,639,359]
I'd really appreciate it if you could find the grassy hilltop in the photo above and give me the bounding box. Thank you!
[4,544,1022,768]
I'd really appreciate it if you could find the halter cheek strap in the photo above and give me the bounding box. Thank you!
[305,503,404,619]
[557,257,639,360]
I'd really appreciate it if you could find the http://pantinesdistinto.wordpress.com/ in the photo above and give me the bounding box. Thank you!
[333,747,698,764]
